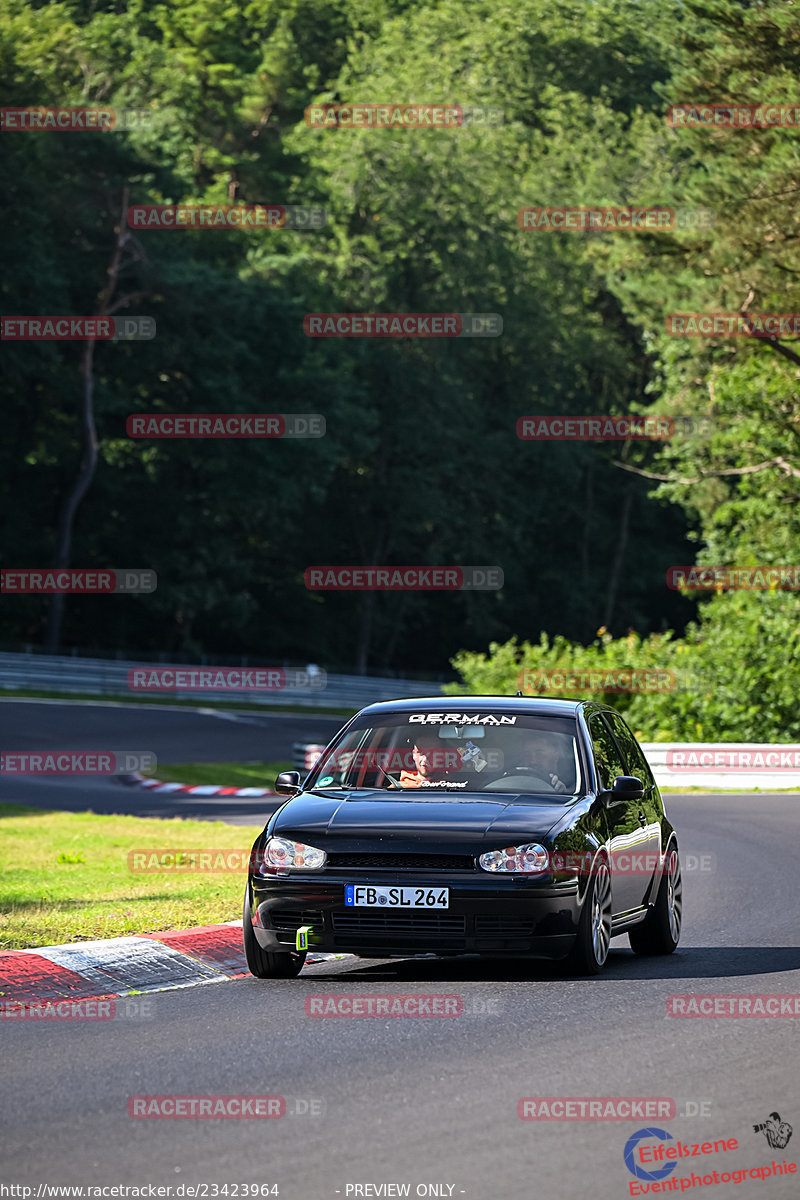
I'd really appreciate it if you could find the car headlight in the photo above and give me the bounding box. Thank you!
[265,836,327,872]
[478,843,549,874]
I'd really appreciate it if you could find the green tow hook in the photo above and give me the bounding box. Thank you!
[296,925,313,952]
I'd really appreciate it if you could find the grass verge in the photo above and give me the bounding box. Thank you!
[151,760,294,790]
[0,804,262,950]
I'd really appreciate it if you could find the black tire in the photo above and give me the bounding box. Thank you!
[567,858,613,975]
[242,884,307,978]
[629,845,682,956]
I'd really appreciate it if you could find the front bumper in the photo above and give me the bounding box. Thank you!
[250,871,580,959]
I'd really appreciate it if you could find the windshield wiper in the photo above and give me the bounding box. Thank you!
[374,762,402,789]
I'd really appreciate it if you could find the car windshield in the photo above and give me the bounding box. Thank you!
[305,712,582,799]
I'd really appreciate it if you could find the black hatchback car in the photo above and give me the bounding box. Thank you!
[243,697,682,977]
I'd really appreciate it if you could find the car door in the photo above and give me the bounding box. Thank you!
[603,711,663,905]
[587,713,652,914]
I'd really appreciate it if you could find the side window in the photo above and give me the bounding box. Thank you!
[606,713,655,788]
[588,714,627,790]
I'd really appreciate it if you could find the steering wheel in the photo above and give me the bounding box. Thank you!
[500,767,554,790]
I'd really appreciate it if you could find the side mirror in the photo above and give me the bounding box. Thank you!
[606,775,645,802]
[275,770,302,796]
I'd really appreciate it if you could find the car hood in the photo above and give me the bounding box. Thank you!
[271,788,576,847]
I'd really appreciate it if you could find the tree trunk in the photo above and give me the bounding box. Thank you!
[44,341,99,652]
[602,481,635,631]
[579,461,594,640]
[44,187,143,653]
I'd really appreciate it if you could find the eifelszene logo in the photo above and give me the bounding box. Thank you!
[623,1128,677,1182]
[753,1112,792,1149]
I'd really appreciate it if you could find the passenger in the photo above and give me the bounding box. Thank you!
[398,740,457,788]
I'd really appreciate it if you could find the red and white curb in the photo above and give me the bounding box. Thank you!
[119,771,275,798]
[0,922,340,1007]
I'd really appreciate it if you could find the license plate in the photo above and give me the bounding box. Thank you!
[345,885,449,909]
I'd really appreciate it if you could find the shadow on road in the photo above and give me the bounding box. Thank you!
[298,944,800,983]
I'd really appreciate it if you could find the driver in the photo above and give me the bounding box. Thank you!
[399,740,458,788]
[514,733,570,794]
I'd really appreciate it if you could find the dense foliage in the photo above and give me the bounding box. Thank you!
[448,591,800,742]
[2,0,797,693]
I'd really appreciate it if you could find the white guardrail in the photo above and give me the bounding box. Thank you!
[0,650,447,710]
[1,652,797,788]
[640,744,800,790]
[292,742,800,790]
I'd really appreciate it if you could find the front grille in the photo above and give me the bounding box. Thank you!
[331,910,466,942]
[326,852,474,872]
[269,908,324,931]
[474,914,535,937]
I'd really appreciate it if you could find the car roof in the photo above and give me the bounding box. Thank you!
[355,695,607,719]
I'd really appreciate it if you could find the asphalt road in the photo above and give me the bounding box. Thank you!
[3,792,799,1197]
[0,773,280,825]
[0,697,346,761]
[0,698,346,825]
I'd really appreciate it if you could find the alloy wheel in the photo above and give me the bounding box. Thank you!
[666,849,683,943]
[591,864,613,966]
